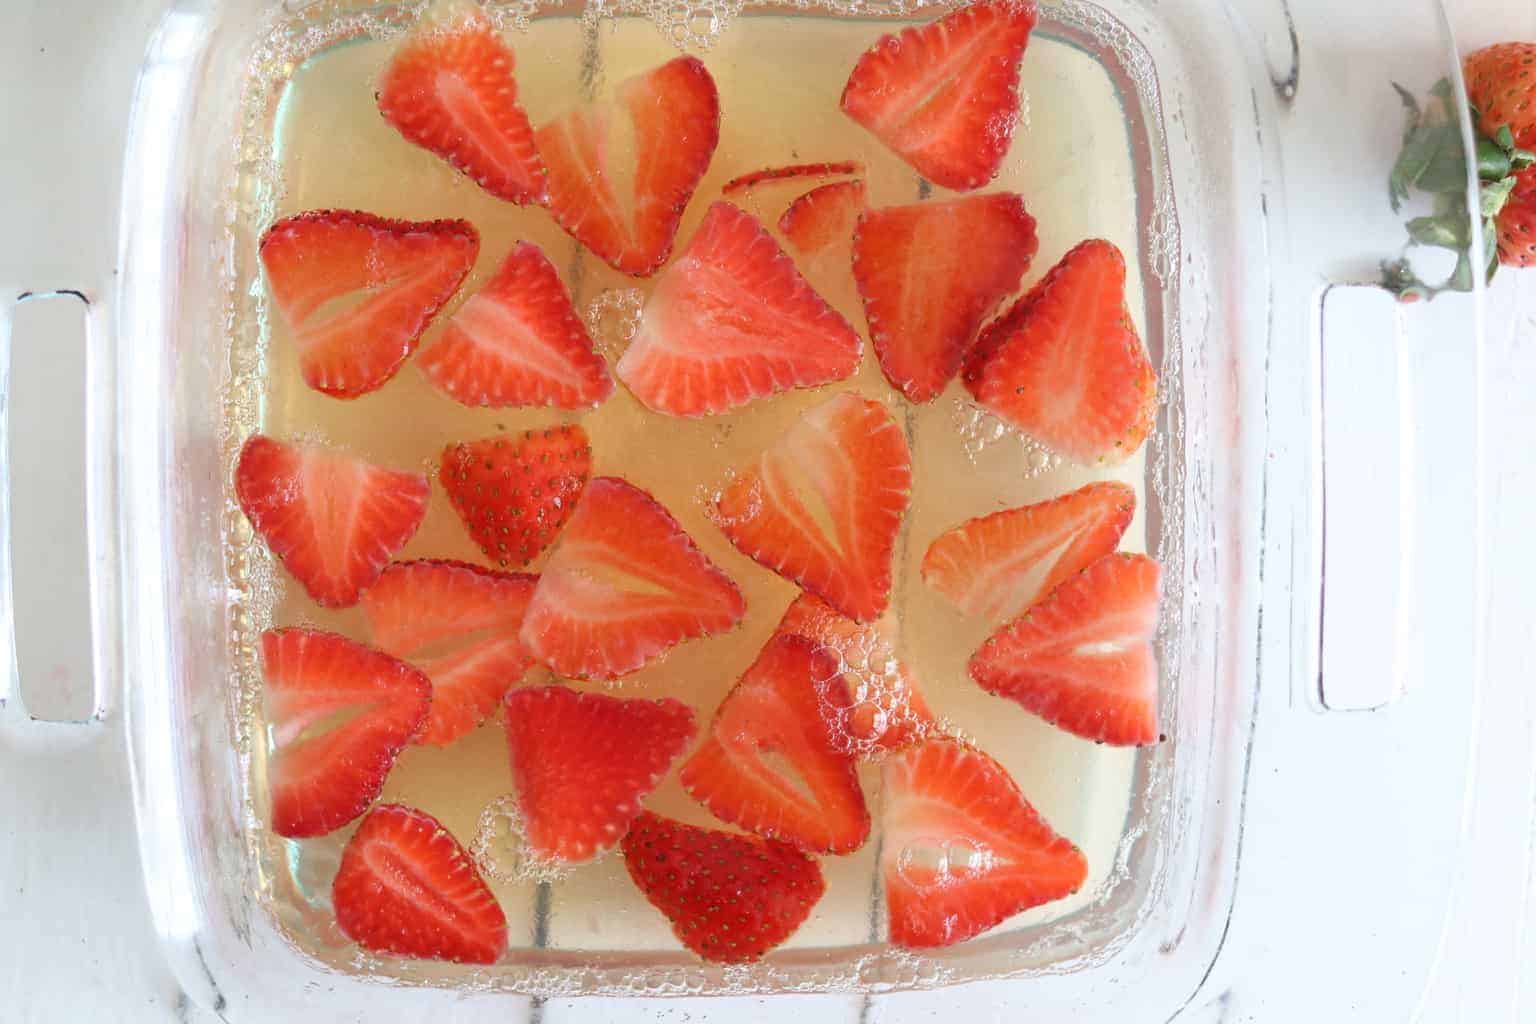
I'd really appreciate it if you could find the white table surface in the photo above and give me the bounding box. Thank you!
[3,1,1533,1020]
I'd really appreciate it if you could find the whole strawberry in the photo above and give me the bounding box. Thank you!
[1497,172,1536,267]
[1465,43,1536,154]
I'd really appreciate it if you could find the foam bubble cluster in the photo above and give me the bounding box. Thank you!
[470,794,582,885]
[583,287,647,361]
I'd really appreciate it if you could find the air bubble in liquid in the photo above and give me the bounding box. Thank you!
[470,793,582,885]
[584,288,646,361]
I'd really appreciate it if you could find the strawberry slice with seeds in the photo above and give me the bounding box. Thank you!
[377,0,546,205]
[840,0,1037,191]
[621,811,825,964]
[882,738,1087,948]
[260,628,431,838]
[616,202,862,417]
[361,560,538,746]
[259,210,478,398]
[779,180,867,258]
[922,481,1136,625]
[680,634,870,854]
[775,594,933,757]
[439,425,592,568]
[963,239,1157,465]
[969,552,1161,746]
[722,160,862,194]
[235,435,430,608]
[503,685,696,863]
[333,803,508,964]
[519,476,746,679]
[538,57,719,276]
[715,393,911,623]
[419,242,614,409]
[853,193,1037,403]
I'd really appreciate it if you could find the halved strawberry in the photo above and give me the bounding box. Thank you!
[882,738,1087,948]
[503,685,695,863]
[840,0,1037,191]
[779,180,866,258]
[722,160,862,194]
[921,481,1136,625]
[419,242,614,409]
[680,634,870,854]
[621,811,825,964]
[519,476,746,679]
[715,393,911,622]
[537,57,719,276]
[439,425,592,568]
[969,552,1161,746]
[376,0,546,204]
[852,193,1036,403]
[963,239,1157,465]
[361,560,538,746]
[235,435,430,608]
[259,210,478,398]
[775,594,933,757]
[333,803,508,964]
[616,202,862,417]
[260,629,431,838]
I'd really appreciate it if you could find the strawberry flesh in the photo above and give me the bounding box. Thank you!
[617,202,862,417]
[503,685,696,863]
[969,552,1162,746]
[779,180,867,258]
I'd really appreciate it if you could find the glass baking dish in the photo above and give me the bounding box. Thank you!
[0,0,1497,1019]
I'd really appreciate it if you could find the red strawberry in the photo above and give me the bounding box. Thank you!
[621,811,825,964]
[439,425,592,568]
[1465,43,1536,155]
[519,476,745,679]
[259,210,478,398]
[235,435,430,608]
[260,629,430,838]
[537,57,719,276]
[1497,170,1536,267]
[963,239,1157,465]
[376,0,546,204]
[921,481,1136,625]
[361,560,538,746]
[333,803,508,964]
[969,552,1161,746]
[680,634,870,854]
[840,0,1037,191]
[722,160,862,194]
[503,685,695,863]
[882,738,1087,948]
[616,202,862,417]
[715,393,911,623]
[418,242,614,409]
[779,180,867,257]
[775,594,933,756]
[853,193,1037,402]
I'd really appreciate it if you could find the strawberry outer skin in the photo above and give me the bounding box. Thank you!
[1465,43,1536,155]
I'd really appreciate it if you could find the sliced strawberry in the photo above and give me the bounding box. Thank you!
[882,738,1087,948]
[333,803,508,964]
[775,594,933,757]
[722,160,862,194]
[969,552,1161,746]
[439,425,592,568]
[680,634,870,854]
[418,242,613,409]
[235,435,429,608]
[621,811,825,964]
[715,393,911,622]
[259,210,478,398]
[616,202,862,417]
[852,193,1037,403]
[779,180,867,258]
[921,481,1136,625]
[537,57,719,276]
[503,685,695,863]
[376,0,546,204]
[361,560,538,746]
[260,629,431,838]
[519,476,745,679]
[840,0,1037,191]
[963,239,1157,465]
